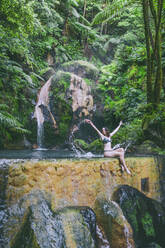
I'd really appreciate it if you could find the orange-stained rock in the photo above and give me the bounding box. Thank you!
[2,157,163,248]
[6,157,160,209]
[94,197,135,248]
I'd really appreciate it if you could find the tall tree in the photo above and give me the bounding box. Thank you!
[92,0,164,106]
[142,0,163,105]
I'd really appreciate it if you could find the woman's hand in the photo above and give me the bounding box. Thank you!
[119,120,123,126]
[85,119,92,125]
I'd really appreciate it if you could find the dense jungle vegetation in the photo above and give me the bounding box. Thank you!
[0,0,165,152]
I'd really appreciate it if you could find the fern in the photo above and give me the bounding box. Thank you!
[0,104,9,111]
[75,21,92,31]
[79,15,91,26]
[10,127,31,134]
[71,6,80,18]
[0,112,30,134]
[92,0,135,25]
[67,0,79,7]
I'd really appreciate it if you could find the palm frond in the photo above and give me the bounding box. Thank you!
[71,6,80,18]
[69,0,79,7]
[10,126,31,134]
[31,72,44,81]
[92,0,134,26]
[0,112,20,127]
[79,15,91,26]
[0,104,9,111]
[74,22,101,39]
[0,112,30,134]
[75,22,92,31]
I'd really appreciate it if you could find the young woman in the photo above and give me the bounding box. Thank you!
[85,119,131,174]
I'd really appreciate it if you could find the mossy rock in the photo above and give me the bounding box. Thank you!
[40,67,55,81]
[113,185,165,247]
[94,197,134,248]
[3,190,97,248]
[11,213,40,248]
[51,70,72,86]
[61,60,99,80]
[46,73,73,145]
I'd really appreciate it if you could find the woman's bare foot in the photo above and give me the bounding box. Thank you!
[125,167,131,175]
[121,165,125,172]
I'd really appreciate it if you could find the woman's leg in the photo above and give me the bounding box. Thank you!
[104,149,131,174]
[118,148,131,174]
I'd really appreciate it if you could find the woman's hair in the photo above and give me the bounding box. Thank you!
[102,127,110,137]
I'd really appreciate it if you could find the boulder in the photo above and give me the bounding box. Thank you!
[51,70,94,119]
[60,60,99,80]
[34,60,100,147]
[94,197,135,248]
[113,185,165,248]
[3,190,98,248]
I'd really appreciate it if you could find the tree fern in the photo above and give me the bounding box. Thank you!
[92,0,136,25]
[0,105,30,134]
[0,104,9,111]
[79,15,91,26]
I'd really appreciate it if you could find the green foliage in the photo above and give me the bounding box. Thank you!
[0,0,37,34]
[122,199,139,234]
[94,4,155,146]
[59,122,69,138]
[0,104,30,148]
[88,139,103,152]
[0,112,28,133]
[141,213,155,238]
[92,0,133,25]
[74,138,103,152]
[112,119,143,146]
[0,0,164,149]
[74,139,89,150]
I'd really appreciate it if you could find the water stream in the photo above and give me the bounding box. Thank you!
[96,225,110,248]
[68,120,87,156]
[34,76,57,148]
[0,149,103,159]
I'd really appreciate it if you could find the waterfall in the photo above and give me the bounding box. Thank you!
[96,225,110,248]
[34,76,56,148]
[124,224,133,248]
[68,120,86,156]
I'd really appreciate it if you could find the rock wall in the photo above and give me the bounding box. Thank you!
[33,60,100,147]
[113,185,165,247]
[1,156,165,248]
[6,157,160,207]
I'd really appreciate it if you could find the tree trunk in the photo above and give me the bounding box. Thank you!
[142,0,153,103]
[154,28,162,104]
[83,0,87,19]
[153,0,163,104]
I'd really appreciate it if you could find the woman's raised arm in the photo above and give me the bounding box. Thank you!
[85,119,103,138]
[110,121,123,137]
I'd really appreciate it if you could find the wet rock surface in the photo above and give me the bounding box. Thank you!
[113,185,165,248]
[2,190,99,248]
[0,157,165,247]
[60,60,99,80]
[4,157,161,207]
[94,198,135,248]
[33,60,101,147]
